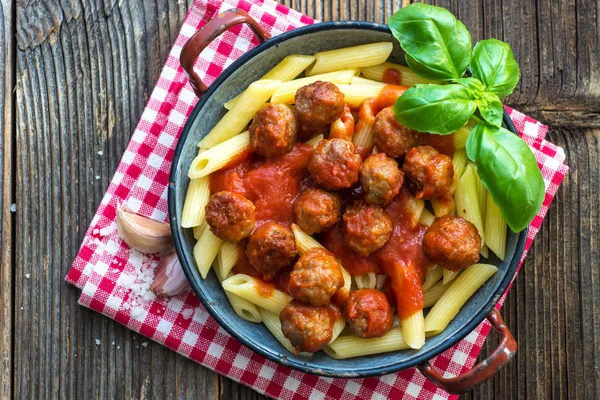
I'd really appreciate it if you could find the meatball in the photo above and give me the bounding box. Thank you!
[280,300,334,353]
[288,248,344,306]
[360,153,404,206]
[295,81,345,131]
[205,191,255,242]
[245,222,297,281]
[308,138,362,190]
[293,188,341,234]
[402,146,454,200]
[343,201,393,256]
[372,106,419,159]
[249,103,298,158]
[342,289,393,338]
[423,215,481,272]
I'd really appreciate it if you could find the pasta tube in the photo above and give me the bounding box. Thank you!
[350,76,387,88]
[224,55,316,110]
[222,274,292,315]
[484,191,508,261]
[324,327,410,359]
[419,208,436,227]
[401,310,425,349]
[454,164,485,245]
[422,265,443,291]
[335,84,384,108]
[424,263,498,336]
[193,224,223,279]
[443,269,459,285]
[188,131,250,179]
[354,272,377,289]
[216,241,238,279]
[453,119,478,150]
[180,176,210,228]
[360,61,438,86]
[291,223,324,254]
[306,42,393,76]
[423,281,448,308]
[198,80,281,148]
[305,134,324,148]
[213,259,262,324]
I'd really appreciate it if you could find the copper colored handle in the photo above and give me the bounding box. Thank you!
[180,8,271,97]
[419,309,517,394]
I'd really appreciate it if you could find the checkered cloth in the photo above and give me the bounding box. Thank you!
[65,0,569,398]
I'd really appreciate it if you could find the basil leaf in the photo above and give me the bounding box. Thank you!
[477,92,503,128]
[465,123,483,162]
[388,3,472,81]
[470,125,545,232]
[394,84,477,135]
[470,38,520,99]
[454,77,485,97]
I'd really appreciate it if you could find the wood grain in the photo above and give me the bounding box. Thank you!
[9,0,599,399]
[0,0,13,398]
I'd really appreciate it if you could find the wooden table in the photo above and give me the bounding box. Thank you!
[1,0,598,398]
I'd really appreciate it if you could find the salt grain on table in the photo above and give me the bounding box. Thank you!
[95,339,100,346]
[25,274,30,279]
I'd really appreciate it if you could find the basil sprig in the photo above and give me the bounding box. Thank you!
[388,3,544,232]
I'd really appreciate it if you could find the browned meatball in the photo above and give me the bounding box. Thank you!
[245,222,297,281]
[249,103,298,158]
[293,188,341,234]
[205,191,255,242]
[288,248,344,306]
[308,138,362,191]
[280,300,334,353]
[342,289,393,338]
[373,107,419,159]
[423,215,481,272]
[343,201,393,256]
[295,81,345,131]
[402,146,454,200]
[360,153,404,206]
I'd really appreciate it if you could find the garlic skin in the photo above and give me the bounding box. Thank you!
[116,204,173,254]
[151,252,190,297]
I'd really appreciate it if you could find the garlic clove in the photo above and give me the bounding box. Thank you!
[151,252,191,297]
[116,204,173,254]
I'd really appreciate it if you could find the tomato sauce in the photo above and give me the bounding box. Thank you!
[382,68,401,85]
[420,132,455,156]
[210,143,314,226]
[231,245,291,294]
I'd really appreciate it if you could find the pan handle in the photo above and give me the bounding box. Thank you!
[180,8,271,97]
[419,309,517,394]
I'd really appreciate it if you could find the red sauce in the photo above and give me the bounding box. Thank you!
[210,143,314,226]
[420,132,455,156]
[382,68,401,85]
[322,188,433,318]
[231,244,291,294]
[375,85,408,109]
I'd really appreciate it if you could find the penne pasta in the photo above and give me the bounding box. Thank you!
[360,61,439,86]
[375,274,387,290]
[443,269,459,285]
[484,191,508,261]
[452,149,469,181]
[401,309,425,349]
[291,223,324,254]
[213,259,262,324]
[270,69,358,104]
[424,264,498,336]
[306,42,393,76]
[352,98,377,150]
[217,241,238,279]
[198,80,281,148]
[330,313,347,344]
[419,208,436,227]
[224,55,316,110]
[222,274,292,315]
[305,134,324,148]
[181,176,210,228]
[453,119,478,150]
[454,164,485,245]
[354,272,377,289]
[350,76,387,88]
[259,308,312,356]
[193,224,223,279]
[422,265,443,291]
[188,131,250,179]
[193,224,204,240]
[323,327,410,359]
[423,281,448,308]
[335,84,384,108]
[405,195,425,229]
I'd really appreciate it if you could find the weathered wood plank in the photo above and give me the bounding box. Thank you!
[0,0,13,399]
[12,0,599,399]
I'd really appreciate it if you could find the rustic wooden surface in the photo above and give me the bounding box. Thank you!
[4,0,599,399]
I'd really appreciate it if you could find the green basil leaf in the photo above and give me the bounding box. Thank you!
[470,38,520,99]
[454,77,485,97]
[465,123,484,162]
[476,92,503,128]
[470,125,545,232]
[388,3,472,81]
[394,84,477,135]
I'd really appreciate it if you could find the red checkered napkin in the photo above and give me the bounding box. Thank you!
[65,0,569,398]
